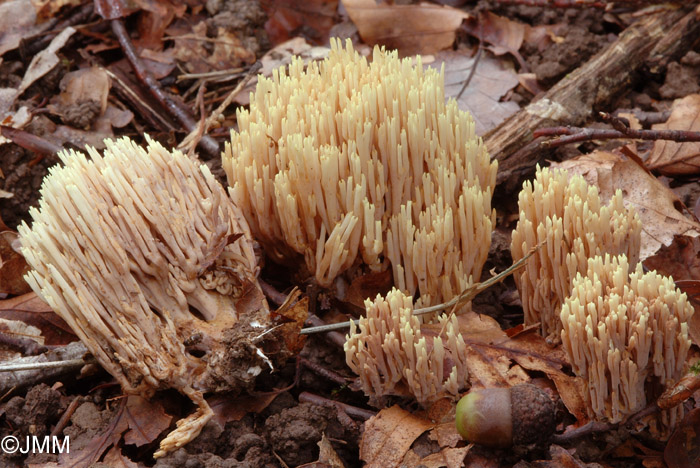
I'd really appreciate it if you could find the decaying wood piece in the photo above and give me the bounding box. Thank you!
[485,6,700,191]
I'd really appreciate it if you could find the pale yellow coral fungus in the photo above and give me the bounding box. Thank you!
[19,137,261,457]
[511,165,641,340]
[561,254,693,436]
[224,38,496,308]
[344,288,469,405]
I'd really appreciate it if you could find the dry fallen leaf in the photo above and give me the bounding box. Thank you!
[611,437,664,465]
[648,94,700,176]
[664,408,700,468]
[535,444,592,468]
[102,446,146,468]
[463,11,526,67]
[16,27,76,97]
[523,22,566,51]
[0,317,44,361]
[122,395,173,447]
[342,269,393,311]
[171,22,255,75]
[360,405,434,468]
[462,451,501,468]
[0,292,77,345]
[0,105,33,147]
[403,445,471,468]
[47,103,133,150]
[644,235,700,283]
[269,292,309,356]
[413,310,567,392]
[344,0,469,55]
[33,0,84,21]
[551,151,700,260]
[52,395,168,468]
[209,391,280,428]
[54,67,111,128]
[135,2,186,51]
[0,230,31,295]
[430,50,520,135]
[0,0,44,57]
[552,374,589,424]
[264,0,339,46]
[503,327,568,375]
[296,433,346,468]
[429,422,463,449]
[454,312,522,388]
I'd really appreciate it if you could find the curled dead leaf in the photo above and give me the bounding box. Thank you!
[0,231,31,295]
[403,445,471,468]
[648,94,700,176]
[551,151,700,260]
[0,292,77,345]
[17,27,76,98]
[431,49,519,135]
[360,405,434,468]
[54,67,111,129]
[263,0,338,46]
[344,0,469,55]
[463,11,527,67]
[664,408,700,468]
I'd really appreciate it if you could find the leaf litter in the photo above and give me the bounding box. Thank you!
[2,1,700,467]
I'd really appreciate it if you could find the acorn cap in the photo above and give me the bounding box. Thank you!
[511,383,556,446]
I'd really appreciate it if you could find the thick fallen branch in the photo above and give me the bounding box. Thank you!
[484,5,700,191]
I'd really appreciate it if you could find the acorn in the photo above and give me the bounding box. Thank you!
[455,384,556,448]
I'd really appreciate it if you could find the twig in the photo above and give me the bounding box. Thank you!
[413,240,542,316]
[534,116,700,149]
[0,358,91,372]
[19,3,95,59]
[178,62,261,155]
[551,402,660,444]
[299,357,349,386]
[182,81,208,157]
[0,126,63,155]
[299,391,376,421]
[50,395,82,437]
[457,13,484,100]
[0,341,93,394]
[102,68,175,131]
[110,19,220,158]
[176,67,246,82]
[259,279,290,306]
[551,421,613,443]
[299,242,541,335]
[614,108,670,126]
[303,315,347,347]
[0,332,46,356]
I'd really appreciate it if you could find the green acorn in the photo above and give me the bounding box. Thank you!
[456,384,556,448]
